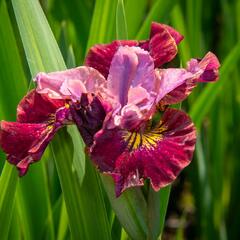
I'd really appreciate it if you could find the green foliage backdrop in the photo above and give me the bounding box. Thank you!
[0,0,240,239]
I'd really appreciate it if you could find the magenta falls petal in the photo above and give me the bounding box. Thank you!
[90,109,196,196]
[0,91,73,175]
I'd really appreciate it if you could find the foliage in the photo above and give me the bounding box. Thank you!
[0,0,240,239]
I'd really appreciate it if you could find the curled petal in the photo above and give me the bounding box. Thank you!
[139,23,179,67]
[187,51,220,82]
[0,121,55,176]
[17,90,65,123]
[90,108,196,196]
[114,86,156,130]
[156,69,193,103]
[156,52,220,106]
[150,22,184,45]
[149,27,178,67]
[85,40,138,78]
[35,66,106,101]
[143,108,196,191]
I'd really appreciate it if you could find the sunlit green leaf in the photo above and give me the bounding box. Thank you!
[12,0,111,239]
[136,0,178,39]
[101,175,148,240]
[86,0,117,50]
[0,1,28,238]
[147,186,171,239]
[116,0,128,39]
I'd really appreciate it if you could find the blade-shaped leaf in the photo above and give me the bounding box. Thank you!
[0,1,27,238]
[171,5,191,65]
[116,0,128,39]
[101,175,148,240]
[86,0,117,50]
[67,125,85,184]
[0,164,18,240]
[136,0,178,39]
[51,132,111,239]
[11,0,111,239]
[125,0,147,38]
[147,186,171,239]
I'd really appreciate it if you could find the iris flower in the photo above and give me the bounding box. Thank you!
[0,22,220,197]
[84,22,220,196]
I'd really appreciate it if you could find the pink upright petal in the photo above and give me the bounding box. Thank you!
[35,66,106,101]
[156,52,220,106]
[187,51,220,82]
[85,40,138,78]
[90,108,196,196]
[107,46,155,104]
[106,46,157,129]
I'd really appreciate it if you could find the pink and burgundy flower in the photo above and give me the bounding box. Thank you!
[84,25,220,195]
[0,22,220,197]
[88,45,202,196]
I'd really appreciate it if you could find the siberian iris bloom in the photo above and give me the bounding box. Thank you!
[87,45,220,196]
[0,22,220,197]
[84,22,220,196]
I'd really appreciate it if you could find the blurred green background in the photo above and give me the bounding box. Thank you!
[0,0,240,239]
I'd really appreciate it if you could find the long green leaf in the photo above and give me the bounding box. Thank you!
[186,0,203,55]
[0,1,28,238]
[16,163,55,240]
[86,0,117,50]
[102,175,148,240]
[51,136,111,239]
[147,186,171,240]
[57,197,69,240]
[12,0,111,239]
[116,0,128,39]
[136,0,178,39]
[0,164,18,240]
[125,0,147,38]
[171,5,191,65]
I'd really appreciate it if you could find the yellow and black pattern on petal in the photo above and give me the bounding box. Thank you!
[122,122,166,151]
